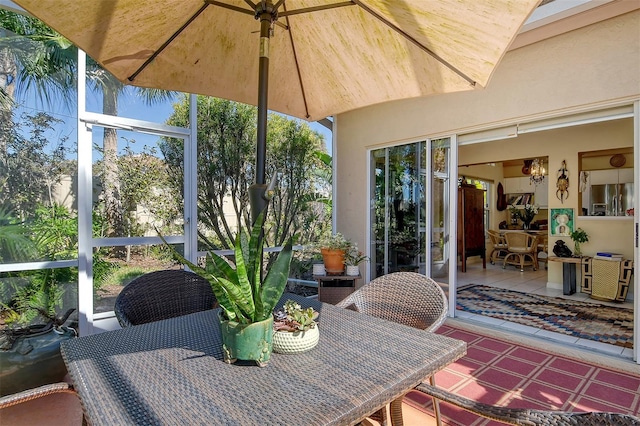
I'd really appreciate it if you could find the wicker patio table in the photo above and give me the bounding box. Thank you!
[61,293,466,426]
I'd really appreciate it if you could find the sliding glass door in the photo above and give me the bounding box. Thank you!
[429,138,452,283]
[370,138,452,283]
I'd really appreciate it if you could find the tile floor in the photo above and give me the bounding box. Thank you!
[401,323,640,425]
[451,259,635,360]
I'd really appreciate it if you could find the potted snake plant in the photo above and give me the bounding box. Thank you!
[160,212,293,367]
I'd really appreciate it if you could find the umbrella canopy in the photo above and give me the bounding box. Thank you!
[12,0,539,122]
[13,0,540,214]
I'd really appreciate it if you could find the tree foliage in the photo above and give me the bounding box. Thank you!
[1,10,174,248]
[161,95,331,250]
[0,110,70,219]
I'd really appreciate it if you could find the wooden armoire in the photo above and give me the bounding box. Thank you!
[458,185,486,272]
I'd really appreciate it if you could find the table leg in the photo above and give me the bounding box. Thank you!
[562,263,576,295]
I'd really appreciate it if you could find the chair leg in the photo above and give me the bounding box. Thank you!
[502,254,510,269]
[430,375,442,426]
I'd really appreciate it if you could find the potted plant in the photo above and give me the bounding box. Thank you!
[160,212,293,367]
[344,246,368,276]
[569,227,589,256]
[272,299,319,354]
[317,233,352,274]
[520,204,539,229]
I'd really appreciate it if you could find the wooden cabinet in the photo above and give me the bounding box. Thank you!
[313,274,359,305]
[457,185,486,272]
[618,168,634,183]
[589,169,619,185]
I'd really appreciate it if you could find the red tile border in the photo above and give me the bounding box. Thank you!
[404,324,640,423]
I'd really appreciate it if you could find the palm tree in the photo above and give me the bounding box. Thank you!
[1,9,174,248]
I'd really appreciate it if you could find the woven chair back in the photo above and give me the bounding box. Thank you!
[114,270,217,327]
[504,232,537,251]
[336,272,448,332]
[488,230,507,248]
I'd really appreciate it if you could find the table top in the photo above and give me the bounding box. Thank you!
[313,274,360,280]
[547,256,585,264]
[499,229,547,235]
[61,294,465,426]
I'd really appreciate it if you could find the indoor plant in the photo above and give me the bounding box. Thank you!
[344,246,368,276]
[511,203,539,229]
[569,227,589,256]
[160,212,293,367]
[317,233,352,274]
[272,299,319,354]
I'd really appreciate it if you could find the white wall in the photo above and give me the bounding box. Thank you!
[334,10,640,286]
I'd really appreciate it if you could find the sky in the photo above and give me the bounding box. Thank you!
[14,88,333,158]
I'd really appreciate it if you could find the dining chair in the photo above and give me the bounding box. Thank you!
[114,269,217,327]
[0,382,85,425]
[336,272,448,426]
[503,232,539,272]
[487,230,508,265]
[416,382,640,425]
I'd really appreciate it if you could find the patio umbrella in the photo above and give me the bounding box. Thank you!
[12,0,540,217]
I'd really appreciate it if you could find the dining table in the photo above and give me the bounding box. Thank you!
[61,293,466,426]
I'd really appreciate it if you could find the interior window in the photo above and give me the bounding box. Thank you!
[578,149,634,216]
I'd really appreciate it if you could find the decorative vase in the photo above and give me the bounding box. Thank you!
[272,326,319,354]
[573,241,582,256]
[345,265,360,276]
[523,221,530,230]
[321,248,345,274]
[312,263,325,276]
[219,313,273,367]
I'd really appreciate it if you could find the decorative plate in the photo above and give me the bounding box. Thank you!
[609,154,626,168]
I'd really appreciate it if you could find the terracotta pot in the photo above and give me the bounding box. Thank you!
[321,248,345,274]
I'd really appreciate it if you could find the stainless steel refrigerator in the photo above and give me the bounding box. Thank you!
[590,183,634,216]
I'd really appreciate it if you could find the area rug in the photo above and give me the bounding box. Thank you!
[456,285,633,348]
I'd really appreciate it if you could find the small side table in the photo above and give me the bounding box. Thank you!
[547,256,583,295]
[313,274,360,304]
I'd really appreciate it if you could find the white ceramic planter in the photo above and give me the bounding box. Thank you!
[272,326,320,354]
[345,265,360,276]
[312,263,325,276]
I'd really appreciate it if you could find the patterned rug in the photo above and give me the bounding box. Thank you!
[456,285,634,348]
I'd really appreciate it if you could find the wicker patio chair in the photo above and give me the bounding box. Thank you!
[488,230,509,265]
[417,383,640,425]
[336,272,448,426]
[114,269,217,327]
[0,382,85,425]
[503,232,539,272]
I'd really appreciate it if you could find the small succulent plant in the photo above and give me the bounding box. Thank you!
[273,300,319,332]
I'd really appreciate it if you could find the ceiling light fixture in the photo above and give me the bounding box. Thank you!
[530,158,546,186]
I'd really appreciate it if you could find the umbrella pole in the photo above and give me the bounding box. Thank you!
[249,6,275,225]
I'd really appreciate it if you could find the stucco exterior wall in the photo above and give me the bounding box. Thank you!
[334,10,639,284]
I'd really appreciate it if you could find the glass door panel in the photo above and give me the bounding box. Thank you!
[85,123,187,317]
[430,138,451,283]
[370,142,426,278]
